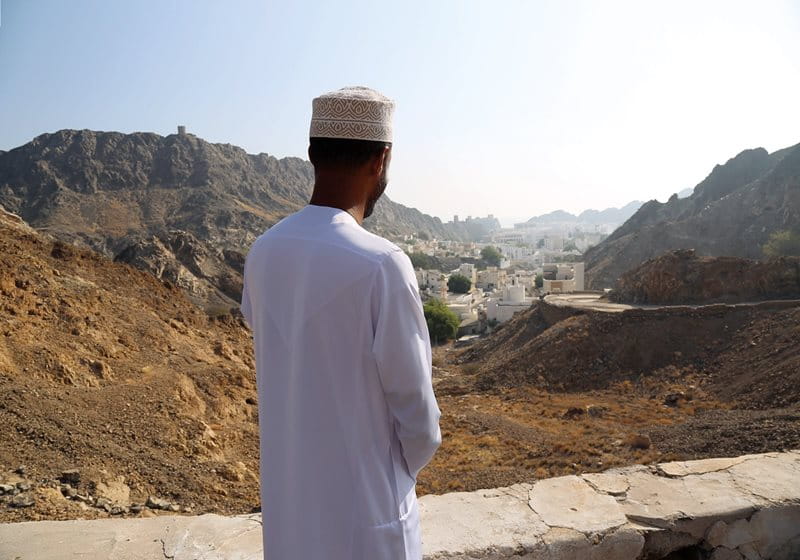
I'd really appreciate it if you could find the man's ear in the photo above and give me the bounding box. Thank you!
[371,145,390,177]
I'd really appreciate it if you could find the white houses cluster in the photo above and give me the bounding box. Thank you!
[404,231,589,335]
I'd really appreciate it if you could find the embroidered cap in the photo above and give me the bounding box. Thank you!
[310,86,395,143]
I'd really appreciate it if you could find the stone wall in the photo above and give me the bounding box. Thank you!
[420,451,800,559]
[1,451,798,559]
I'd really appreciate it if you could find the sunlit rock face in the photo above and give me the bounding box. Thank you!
[610,249,800,305]
[0,129,464,310]
[585,143,800,289]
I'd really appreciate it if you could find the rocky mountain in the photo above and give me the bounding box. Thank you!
[609,249,800,305]
[525,200,643,227]
[584,143,800,288]
[0,129,463,310]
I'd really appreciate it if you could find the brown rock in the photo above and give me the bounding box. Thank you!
[60,469,81,485]
[563,407,586,420]
[609,250,800,305]
[625,434,652,450]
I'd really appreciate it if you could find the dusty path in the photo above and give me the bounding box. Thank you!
[544,292,800,313]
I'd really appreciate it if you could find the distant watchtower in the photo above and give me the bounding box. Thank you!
[177,125,187,136]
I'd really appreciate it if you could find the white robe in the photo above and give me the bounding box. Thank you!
[240,204,442,560]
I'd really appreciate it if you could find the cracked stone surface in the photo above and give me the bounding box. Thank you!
[1,451,798,559]
[0,513,263,560]
[658,456,748,477]
[418,486,548,558]
[581,470,633,495]
[726,455,800,503]
[622,470,758,535]
[529,475,628,534]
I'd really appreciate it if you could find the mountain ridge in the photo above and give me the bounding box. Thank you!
[0,129,465,309]
[584,142,800,288]
[525,200,643,226]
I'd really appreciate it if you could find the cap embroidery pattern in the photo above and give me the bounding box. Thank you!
[310,87,395,142]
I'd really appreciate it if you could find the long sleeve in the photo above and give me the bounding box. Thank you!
[371,250,442,480]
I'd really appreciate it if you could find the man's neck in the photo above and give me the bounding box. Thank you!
[309,182,368,225]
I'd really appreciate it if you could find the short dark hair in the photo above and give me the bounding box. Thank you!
[308,137,390,169]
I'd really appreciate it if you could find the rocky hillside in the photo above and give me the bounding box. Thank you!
[454,299,800,410]
[0,129,462,310]
[584,143,800,288]
[609,250,800,305]
[0,204,261,521]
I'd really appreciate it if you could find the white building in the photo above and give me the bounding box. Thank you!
[486,280,533,323]
[416,269,448,299]
[445,291,482,322]
[543,236,564,252]
[457,263,477,286]
[495,243,535,261]
[476,266,508,291]
[542,262,585,293]
[492,231,527,244]
[510,270,537,292]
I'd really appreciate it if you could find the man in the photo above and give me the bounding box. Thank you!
[240,86,442,560]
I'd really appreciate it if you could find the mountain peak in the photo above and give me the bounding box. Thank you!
[584,141,800,288]
[0,129,465,309]
[526,201,643,226]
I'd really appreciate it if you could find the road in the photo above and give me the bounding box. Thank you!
[543,292,800,313]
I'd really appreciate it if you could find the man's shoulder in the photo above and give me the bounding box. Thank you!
[253,212,408,267]
[354,229,404,260]
[336,230,414,282]
[362,236,415,284]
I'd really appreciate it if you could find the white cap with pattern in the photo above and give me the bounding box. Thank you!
[309,86,395,143]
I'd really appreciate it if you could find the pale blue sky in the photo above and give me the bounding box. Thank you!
[1,0,799,225]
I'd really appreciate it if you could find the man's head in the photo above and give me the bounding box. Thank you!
[308,87,395,219]
[308,137,391,218]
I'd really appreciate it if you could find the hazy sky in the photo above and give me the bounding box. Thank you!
[1,1,799,226]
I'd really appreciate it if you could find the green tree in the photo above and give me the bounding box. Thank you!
[423,298,460,343]
[763,230,800,257]
[480,246,502,267]
[447,274,472,294]
[407,251,434,270]
[535,274,544,289]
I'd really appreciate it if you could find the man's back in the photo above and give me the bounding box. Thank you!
[241,204,441,559]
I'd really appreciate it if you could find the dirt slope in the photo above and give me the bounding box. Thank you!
[455,300,800,409]
[610,249,800,305]
[0,206,260,522]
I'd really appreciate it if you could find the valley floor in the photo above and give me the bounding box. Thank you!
[2,340,798,523]
[417,345,800,495]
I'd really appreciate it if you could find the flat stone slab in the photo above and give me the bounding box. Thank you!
[2,451,799,559]
[622,470,759,532]
[0,513,263,560]
[419,485,548,557]
[657,456,748,477]
[726,454,800,503]
[581,469,636,495]
[529,475,628,533]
